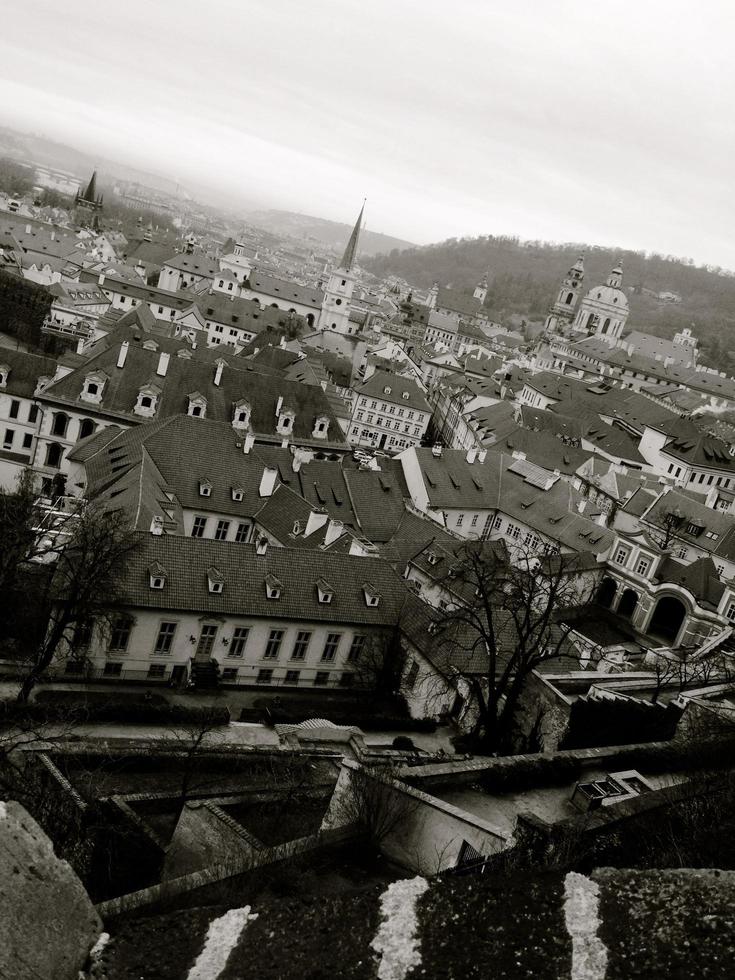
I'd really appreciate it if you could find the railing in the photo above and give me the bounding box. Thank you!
[41,317,93,339]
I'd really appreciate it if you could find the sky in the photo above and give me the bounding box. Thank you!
[1,0,734,266]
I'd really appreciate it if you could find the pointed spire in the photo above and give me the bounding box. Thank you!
[83,170,98,203]
[339,200,365,272]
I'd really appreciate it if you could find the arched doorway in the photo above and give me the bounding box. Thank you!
[596,577,616,609]
[648,595,687,645]
[618,588,638,619]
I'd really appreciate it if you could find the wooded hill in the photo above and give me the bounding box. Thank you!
[366,236,735,373]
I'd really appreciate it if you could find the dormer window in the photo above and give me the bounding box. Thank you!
[277,409,295,434]
[207,566,224,594]
[134,384,161,418]
[149,562,167,590]
[233,400,251,428]
[426,551,438,566]
[81,372,106,404]
[312,415,330,439]
[265,573,282,599]
[383,385,392,395]
[402,392,410,400]
[293,520,302,535]
[232,487,244,502]
[317,578,334,604]
[188,392,207,418]
[199,479,212,498]
[363,582,381,607]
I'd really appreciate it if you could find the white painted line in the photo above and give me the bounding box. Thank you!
[186,905,258,980]
[371,876,430,980]
[564,872,608,980]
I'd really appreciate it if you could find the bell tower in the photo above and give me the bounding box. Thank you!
[473,273,488,304]
[545,255,584,334]
[319,202,363,334]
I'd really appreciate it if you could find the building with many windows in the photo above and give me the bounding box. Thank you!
[347,369,431,454]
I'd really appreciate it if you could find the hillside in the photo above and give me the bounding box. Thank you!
[366,236,735,372]
[246,209,414,258]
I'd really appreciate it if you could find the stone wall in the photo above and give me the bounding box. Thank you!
[163,801,264,880]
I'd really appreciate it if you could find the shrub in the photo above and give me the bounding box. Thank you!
[5,694,230,727]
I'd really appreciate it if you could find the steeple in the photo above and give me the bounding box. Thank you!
[339,201,364,272]
[75,170,103,214]
[607,260,623,289]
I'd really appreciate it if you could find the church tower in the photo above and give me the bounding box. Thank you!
[544,255,584,334]
[473,273,488,304]
[319,202,363,334]
[572,260,629,341]
[74,170,103,226]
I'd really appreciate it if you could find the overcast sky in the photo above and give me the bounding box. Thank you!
[1,0,734,265]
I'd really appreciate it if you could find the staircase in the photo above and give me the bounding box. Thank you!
[190,659,220,690]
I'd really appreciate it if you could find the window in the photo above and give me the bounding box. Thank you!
[507,523,521,540]
[456,514,464,527]
[229,627,250,657]
[147,664,166,679]
[235,523,249,543]
[154,622,177,655]
[51,412,69,437]
[726,601,735,622]
[232,487,244,502]
[404,660,420,692]
[347,634,366,662]
[321,633,341,662]
[257,668,273,684]
[109,618,132,652]
[614,546,630,566]
[3,429,13,449]
[79,418,95,439]
[9,399,19,419]
[191,516,207,538]
[221,668,238,682]
[493,516,503,530]
[199,481,212,498]
[45,443,62,469]
[314,671,330,686]
[677,546,688,560]
[471,515,478,528]
[284,669,300,685]
[291,630,311,660]
[636,557,651,576]
[196,624,217,659]
[525,532,540,550]
[103,662,122,677]
[28,405,38,424]
[22,433,32,450]
[214,520,230,541]
[264,629,284,659]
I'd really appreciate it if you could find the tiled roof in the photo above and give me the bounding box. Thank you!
[661,430,735,470]
[0,348,58,399]
[654,556,725,609]
[247,272,324,310]
[192,293,301,333]
[355,369,430,413]
[115,533,408,626]
[343,468,407,542]
[485,429,591,476]
[161,254,219,277]
[435,287,482,318]
[39,342,346,447]
[79,271,196,310]
[641,489,735,560]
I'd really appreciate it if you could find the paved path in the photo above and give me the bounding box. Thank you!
[99,868,735,979]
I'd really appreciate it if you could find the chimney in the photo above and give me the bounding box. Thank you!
[214,360,224,386]
[98,273,105,286]
[466,447,477,464]
[243,432,256,454]
[432,444,442,458]
[255,535,268,555]
[25,223,31,234]
[324,519,344,547]
[275,395,283,417]
[156,352,170,377]
[116,341,129,369]
[258,466,278,497]
[304,508,329,537]
[50,230,55,241]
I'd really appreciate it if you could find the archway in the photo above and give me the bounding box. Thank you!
[648,595,687,645]
[596,577,616,609]
[618,588,638,619]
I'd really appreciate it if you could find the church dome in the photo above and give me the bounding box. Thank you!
[584,283,629,310]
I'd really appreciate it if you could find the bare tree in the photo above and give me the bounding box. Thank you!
[15,502,139,701]
[429,540,592,754]
[329,763,420,844]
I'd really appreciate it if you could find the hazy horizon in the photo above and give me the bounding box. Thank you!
[2,1,734,267]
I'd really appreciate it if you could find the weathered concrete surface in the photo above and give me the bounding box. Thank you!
[0,800,102,980]
[101,867,735,979]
